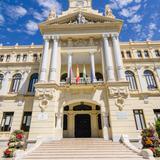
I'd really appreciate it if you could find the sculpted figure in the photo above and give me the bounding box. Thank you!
[105,5,115,19]
[48,8,56,20]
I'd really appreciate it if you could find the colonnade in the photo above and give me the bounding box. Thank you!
[39,33,126,83]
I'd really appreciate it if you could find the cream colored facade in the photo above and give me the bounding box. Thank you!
[0,0,160,142]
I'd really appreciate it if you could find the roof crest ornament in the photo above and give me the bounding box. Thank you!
[47,6,57,21]
[105,5,115,19]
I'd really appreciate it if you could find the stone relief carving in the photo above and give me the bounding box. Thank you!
[108,86,128,111]
[61,39,100,47]
[115,96,125,111]
[36,89,55,112]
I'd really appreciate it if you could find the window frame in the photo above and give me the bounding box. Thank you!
[28,73,39,93]
[10,73,22,93]
[125,71,138,91]
[21,112,32,132]
[133,110,146,130]
[0,112,14,132]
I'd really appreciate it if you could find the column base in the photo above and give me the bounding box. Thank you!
[102,127,109,141]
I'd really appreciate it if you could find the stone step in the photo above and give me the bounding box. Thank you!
[23,139,144,160]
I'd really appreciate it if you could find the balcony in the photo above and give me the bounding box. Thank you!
[60,77,104,86]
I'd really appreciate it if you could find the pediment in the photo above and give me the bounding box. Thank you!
[40,11,121,26]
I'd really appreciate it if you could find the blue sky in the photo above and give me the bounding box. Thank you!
[0,0,160,46]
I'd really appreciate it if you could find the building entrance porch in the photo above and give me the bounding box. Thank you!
[63,103,105,138]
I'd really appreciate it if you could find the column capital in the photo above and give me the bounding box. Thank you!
[68,38,73,47]
[111,33,119,38]
[51,35,59,41]
[67,52,72,56]
[43,35,51,41]
[103,33,110,39]
[89,51,95,55]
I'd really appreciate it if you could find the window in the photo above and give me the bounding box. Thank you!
[125,71,137,90]
[33,54,38,61]
[0,74,4,89]
[10,73,22,93]
[121,51,125,58]
[0,55,4,62]
[137,51,142,58]
[73,105,92,111]
[98,114,102,130]
[0,112,14,132]
[6,55,10,62]
[0,74,4,83]
[155,50,160,57]
[60,73,67,82]
[144,50,149,58]
[154,110,160,119]
[95,72,103,81]
[144,70,157,90]
[63,114,68,130]
[23,54,27,61]
[28,73,39,93]
[126,51,132,58]
[21,112,32,132]
[16,55,21,62]
[133,110,146,130]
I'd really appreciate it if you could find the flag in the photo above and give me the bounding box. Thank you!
[83,65,87,83]
[76,65,80,84]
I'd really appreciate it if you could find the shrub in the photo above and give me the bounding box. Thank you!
[155,118,160,139]
[3,130,26,158]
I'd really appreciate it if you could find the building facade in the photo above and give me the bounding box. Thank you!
[0,0,160,142]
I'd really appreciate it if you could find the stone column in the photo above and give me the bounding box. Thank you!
[49,35,59,82]
[68,112,74,137]
[103,34,115,81]
[111,33,125,81]
[91,112,98,137]
[56,113,63,129]
[136,66,148,92]
[155,66,160,81]
[90,52,96,82]
[67,53,72,79]
[39,36,50,82]
[101,112,109,140]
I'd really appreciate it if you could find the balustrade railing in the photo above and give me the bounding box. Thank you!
[60,77,103,86]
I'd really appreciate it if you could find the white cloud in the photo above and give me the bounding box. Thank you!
[36,0,62,15]
[31,0,62,22]
[25,20,38,35]
[109,0,133,9]
[127,14,143,23]
[119,4,141,17]
[6,5,27,19]
[147,23,157,40]
[133,24,142,33]
[0,15,5,26]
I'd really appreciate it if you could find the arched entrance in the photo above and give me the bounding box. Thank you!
[63,102,103,138]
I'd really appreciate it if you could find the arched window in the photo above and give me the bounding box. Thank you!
[144,70,157,90]
[61,73,67,82]
[125,71,138,90]
[0,74,4,83]
[95,72,103,81]
[11,73,22,93]
[0,74,4,89]
[28,73,39,93]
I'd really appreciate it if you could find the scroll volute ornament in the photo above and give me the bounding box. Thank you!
[105,5,115,19]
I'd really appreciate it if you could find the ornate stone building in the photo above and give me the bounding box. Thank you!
[0,0,160,142]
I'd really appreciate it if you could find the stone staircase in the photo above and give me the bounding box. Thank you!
[23,138,145,160]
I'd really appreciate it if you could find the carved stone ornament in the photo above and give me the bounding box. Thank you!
[48,8,57,21]
[39,99,49,112]
[36,89,55,112]
[108,87,128,97]
[105,5,115,19]
[115,96,125,111]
